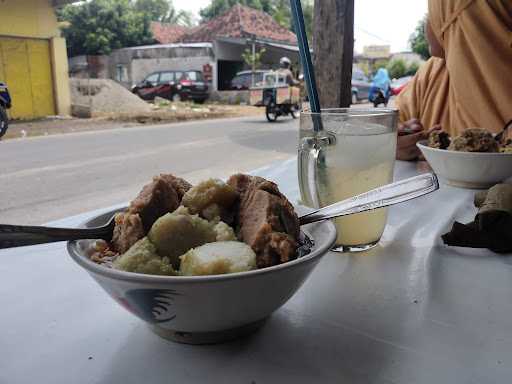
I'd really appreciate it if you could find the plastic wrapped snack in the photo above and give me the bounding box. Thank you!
[180,241,257,276]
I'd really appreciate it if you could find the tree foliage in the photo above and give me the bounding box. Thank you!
[387,59,420,79]
[409,16,430,60]
[199,0,314,38]
[59,0,314,57]
[58,0,191,57]
[134,0,193,25]
[199,0,268,20]
[241,47,266,69]
[387,59,407,79]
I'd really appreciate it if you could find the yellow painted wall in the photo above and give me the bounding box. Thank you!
[0,0,72,117]
[0,38,35,118]
[51,37,71,116]
[0,0,60,39]
[29,39,56,117]
[0,37,56,118]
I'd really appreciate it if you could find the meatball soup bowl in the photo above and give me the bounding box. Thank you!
[68,207,336,344]
[417,140,512,189]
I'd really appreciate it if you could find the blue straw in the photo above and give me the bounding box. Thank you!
[290,0,323,131]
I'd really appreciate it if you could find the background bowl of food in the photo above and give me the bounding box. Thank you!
[67,174,336,344]
[417,128,512,189]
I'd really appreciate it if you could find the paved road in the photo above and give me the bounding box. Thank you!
[0,116,298,224]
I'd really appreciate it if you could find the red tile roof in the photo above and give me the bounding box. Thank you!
[181,5,297,45]
[151,22,192,44]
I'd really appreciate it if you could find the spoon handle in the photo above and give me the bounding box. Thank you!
[0,224,110,249]
[299,173,439,225]
[495,119,512,143]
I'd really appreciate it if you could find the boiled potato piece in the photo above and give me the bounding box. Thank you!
[182,179,238,220]
[113,237,175,276]
[148,207,217,267]
[180,241,256,276]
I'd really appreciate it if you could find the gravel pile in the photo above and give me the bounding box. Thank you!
[70,78,152,115]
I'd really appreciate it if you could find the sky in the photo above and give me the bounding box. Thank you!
[172,0,428,53]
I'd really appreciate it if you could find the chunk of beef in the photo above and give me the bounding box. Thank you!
[111,212,145,254]
[159,174,192,200]
[227,174,300,268]
[129,174,192,232]
[111,174,191,253]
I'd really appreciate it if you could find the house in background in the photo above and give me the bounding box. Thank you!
[354,45,425,76]
[69,5,299,95]
[353,45,392,76]
[389,51,424,66]
[151,22,191,45]
[171,4,299,91]
[0,0,73,119]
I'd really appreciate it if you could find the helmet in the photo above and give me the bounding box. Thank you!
[279,57,291,68]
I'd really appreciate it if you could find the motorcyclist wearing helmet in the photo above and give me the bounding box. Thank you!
[278,57,299,86]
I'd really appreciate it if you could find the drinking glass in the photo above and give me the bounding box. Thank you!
[298,108,398,252]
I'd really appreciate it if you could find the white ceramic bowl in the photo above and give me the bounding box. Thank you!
[67,207,336,344]
[417,141,512,189]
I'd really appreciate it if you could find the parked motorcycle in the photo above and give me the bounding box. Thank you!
[369,86,391,107]
[369,68,392,108]
[0,82,11,138]
[250,72,301,122]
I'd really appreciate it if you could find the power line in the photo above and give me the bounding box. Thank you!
[355,27,390,44]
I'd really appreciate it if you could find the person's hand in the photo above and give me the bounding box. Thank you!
[396,119,441,161]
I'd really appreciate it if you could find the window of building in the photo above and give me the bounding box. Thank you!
[116,65,128,82]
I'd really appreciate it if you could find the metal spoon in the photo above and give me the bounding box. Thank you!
[495,119,512,144]
[0,216,116,250]
[0,173,439,250]
[299,172,438,225]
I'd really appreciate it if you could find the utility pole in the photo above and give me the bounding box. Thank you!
[251,36,256,87]
[313,0,354,108]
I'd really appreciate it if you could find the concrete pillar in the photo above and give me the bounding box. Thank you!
[50,37,71,116]
[211,60,218,91]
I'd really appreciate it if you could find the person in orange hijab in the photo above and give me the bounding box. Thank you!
[396,0,512,160]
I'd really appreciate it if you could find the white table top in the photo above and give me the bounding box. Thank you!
[2,160,511,384]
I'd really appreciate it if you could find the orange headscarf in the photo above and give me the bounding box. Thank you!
[398,0,512,136]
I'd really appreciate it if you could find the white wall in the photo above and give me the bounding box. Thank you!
[214,41,246,61]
